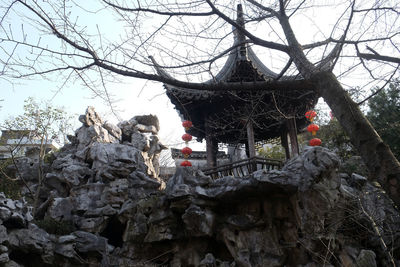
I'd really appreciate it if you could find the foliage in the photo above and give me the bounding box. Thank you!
[258,143,286,160]
[367,82,400,160]
[2,97,73,147]
[0,164,21,200]
[0,97,73,213]
[339,156,368,176]
[316,119,357,160]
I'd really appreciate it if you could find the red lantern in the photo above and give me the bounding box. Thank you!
[305,110,317,122]
[182,120,193,130]
[181,147,192,155]
[307,124,320,136]
[182,133,192,142]
[180,160,192,167]
[309,138,322,146]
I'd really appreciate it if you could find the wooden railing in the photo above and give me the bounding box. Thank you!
[202,156,283,179]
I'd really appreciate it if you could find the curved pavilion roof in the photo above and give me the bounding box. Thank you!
[151,4,318,144]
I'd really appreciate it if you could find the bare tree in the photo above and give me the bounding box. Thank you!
[0,97,72,214]
[0,0,399,204]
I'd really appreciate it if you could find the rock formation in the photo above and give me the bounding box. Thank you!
[0,107,398,266]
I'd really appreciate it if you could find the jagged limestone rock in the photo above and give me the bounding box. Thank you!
[182,204,215,237]
[134,114,160,132]
[103,121,122,140]
[79,106,103,127]
[0,107,399,267]
[47,197,73,222]
[8,224,54,264]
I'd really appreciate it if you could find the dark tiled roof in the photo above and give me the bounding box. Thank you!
[151,4,318,143]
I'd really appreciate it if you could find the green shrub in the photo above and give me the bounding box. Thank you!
[0,173,21,200]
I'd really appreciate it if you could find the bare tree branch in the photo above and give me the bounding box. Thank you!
[102,0,215,17]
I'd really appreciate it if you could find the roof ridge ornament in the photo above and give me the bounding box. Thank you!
[236,4,247,60]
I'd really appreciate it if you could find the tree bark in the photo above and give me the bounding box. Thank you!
[311,71,400,206]
[277,6,400,206]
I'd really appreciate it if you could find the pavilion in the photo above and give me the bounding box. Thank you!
[151,4,318,169]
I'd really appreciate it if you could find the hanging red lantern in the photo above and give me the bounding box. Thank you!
[182,133,192,142]
[309,138,322,146]
[305,110,317,122]
[180,160,192,167]
[307,124,320,136]
[182,120,193,130]
[181,147,192,159]
[181,147,192,155]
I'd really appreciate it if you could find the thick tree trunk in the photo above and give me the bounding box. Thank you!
[311,71,400,206]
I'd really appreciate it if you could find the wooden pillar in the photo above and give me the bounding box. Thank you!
[246,119,256,158]
[286,117,299,157]
[281,128,290,160]
[205,120,217,168]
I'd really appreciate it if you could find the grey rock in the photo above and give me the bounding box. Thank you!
[144,209,178,242]
[0,252,9,263]
[3,260,23,267]
[182,205,215,237]
[0,199,16,210]
[0,225,8,244]
[0,245,8,253]
[84,205,117,217]
[124,213,148,242]
[352,173,368,186]
[74,107,121,148]
[80,106,103,127]
[8,225,54,264]
[88,143,144,172]
[135,123,158,134]
[47,197,73,222]
[72,231,108,253]
[54,242,78,259]
[76,124,118,148]
[134,114,160,132]
[103,121,122,139]
[131,132,150,151]
[70,183,105,212]
[199,253,216,266]
[0,107,397,267]
[58,235,76,243]
[356,250,376,267]
[46,162,93,196]
[101,179,130,206]
[0,207,11,221]
[129,171,161,189]
[77,217,106,233]
[166,167,212,197]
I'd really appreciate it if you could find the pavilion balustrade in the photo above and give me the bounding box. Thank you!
[202,156,283,179]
